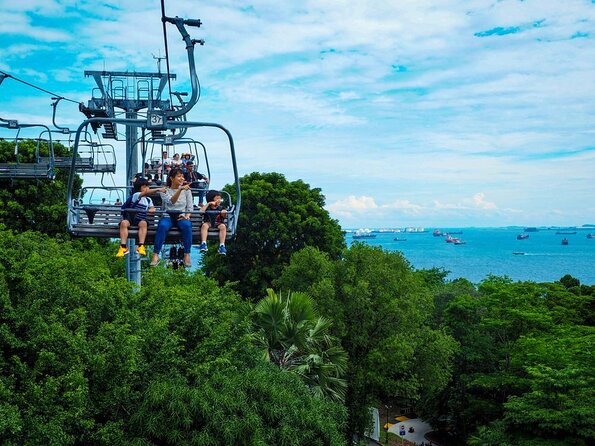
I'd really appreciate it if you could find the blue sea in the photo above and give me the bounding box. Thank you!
[346,228,595,285]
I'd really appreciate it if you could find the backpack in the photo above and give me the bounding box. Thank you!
[121,194,141,218]
[121,194,138,211]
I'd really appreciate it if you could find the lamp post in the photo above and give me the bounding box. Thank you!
[384,404,391,445]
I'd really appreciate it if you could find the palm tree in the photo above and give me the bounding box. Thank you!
[254,289,348,402]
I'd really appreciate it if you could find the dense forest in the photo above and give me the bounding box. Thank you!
[0,149,593,445]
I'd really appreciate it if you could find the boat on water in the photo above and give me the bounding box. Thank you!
[561,238,569,245]
[404,227,427,233]
[352,228,376,239]
[445,235,460,243]
[588,233,595,239]
[393,238,407,241]
[513,252,525,255]
[556,231,577,235]
[447,231,463,235]
[453,240,466,245]
[517,234,529,240]
[432,230,442,237]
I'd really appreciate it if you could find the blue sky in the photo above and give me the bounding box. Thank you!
[1,0,594,228]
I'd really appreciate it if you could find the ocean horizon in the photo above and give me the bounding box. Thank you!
[345,226,595,285]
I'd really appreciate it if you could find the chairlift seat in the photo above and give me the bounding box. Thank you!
[39,156,94,170]
[0,162,54,179]
[69,204,235,243]
[91,161,116,173]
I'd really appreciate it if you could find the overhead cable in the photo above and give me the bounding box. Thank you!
[160,0,174,110]
[0,70,80,104]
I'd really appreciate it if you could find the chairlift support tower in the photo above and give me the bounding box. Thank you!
[81,70,175,285]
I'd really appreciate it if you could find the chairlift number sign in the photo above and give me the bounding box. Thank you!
[147,113,165,129]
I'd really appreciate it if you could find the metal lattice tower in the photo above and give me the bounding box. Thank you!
[81,70,176,285]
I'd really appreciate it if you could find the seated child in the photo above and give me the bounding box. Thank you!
[116,177,165,257]
[198,190,228,255]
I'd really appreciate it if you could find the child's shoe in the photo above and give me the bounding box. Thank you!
[116,246,129,258]
[199,242,208,252]
[217,245,227,255]
[136,245,147,256]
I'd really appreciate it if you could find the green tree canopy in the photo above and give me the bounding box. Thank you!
[253,289,348,402]
[438,276,595,445]
[0,139,82,235]
[276,243,458,440]
[0,229,347,445]
[469,325,595,446]
[203,172,345,300]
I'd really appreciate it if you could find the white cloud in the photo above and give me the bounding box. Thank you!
[327,195,378,214]
[325,191,529,228]
[433,200,466,211]
[468,192,497,210]
[338,91,361,100]
[0,13,71,42]
[382,199,424,214]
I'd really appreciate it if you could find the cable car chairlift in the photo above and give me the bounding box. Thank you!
[145,137,211,197]
[44,98,117,173]
[0,120,55,179]
[67,14,240,243]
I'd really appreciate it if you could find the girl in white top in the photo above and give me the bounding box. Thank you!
[151,168,194,267]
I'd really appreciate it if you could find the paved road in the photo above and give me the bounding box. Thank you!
[388,418,433,445]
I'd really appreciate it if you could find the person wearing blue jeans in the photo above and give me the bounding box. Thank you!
[151,167,194,267]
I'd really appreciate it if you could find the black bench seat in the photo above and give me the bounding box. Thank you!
[0,162,54,179]
[68,205,234,243]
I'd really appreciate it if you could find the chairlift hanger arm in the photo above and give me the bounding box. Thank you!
[68,117,144,205]
[0,117,18,128]
[172,91,188,104]
[0,121,53,135]
[51,97,73,134]
[161,15,203,118]
[169,120,241,227]
[0,122,54,175]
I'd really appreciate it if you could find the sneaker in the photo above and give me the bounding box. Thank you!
[217,245,227,255]
[199,242,208,252]
[116,246,129,258]
[136,245,147,256]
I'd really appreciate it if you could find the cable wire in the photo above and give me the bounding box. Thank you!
[160,0,174,110]
[0,70,80,104]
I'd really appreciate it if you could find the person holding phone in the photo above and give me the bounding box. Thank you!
[151,167,194,267]
[183,160,209,206]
